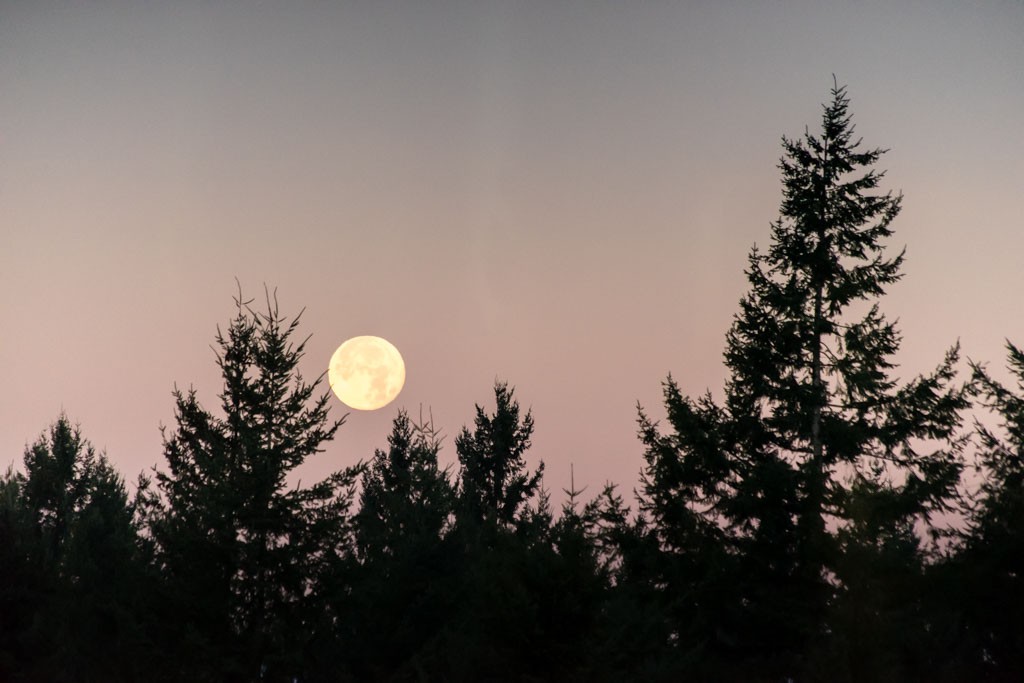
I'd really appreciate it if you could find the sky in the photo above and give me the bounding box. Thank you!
[3,1,1023,508]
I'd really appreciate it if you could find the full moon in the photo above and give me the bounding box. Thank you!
[328,336,406,411]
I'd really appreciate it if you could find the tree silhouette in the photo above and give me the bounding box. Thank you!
[9,82,1022,678]
[455,381,544,530]
[336,409,456,680]
[355,410,453,563]
[957,342,1024,679]
[140,289,359,682]
[0,416,144,682]
[415,381,573,681]
[637,81,968,679]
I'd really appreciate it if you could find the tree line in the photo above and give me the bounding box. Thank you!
[2,83,1022,682]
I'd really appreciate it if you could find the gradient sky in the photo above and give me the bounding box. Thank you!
[3,1,1023,506]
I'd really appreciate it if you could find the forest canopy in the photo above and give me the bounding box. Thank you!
[2,84,1022,683]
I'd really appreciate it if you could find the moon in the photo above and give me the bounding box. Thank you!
[328,336,406,411]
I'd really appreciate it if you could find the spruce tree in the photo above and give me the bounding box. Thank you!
[0,416,144,682]
[573,483,676,681]
[455,381,543,530]
[355,410,453,563]
[0,466,33,680]
[339,410,455,679]
[427,382,549,679]
[141,289,359,682]
[637,81,967,679]
[960,342,1024,678]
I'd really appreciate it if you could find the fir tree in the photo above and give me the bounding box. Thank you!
[960,342,1024,679]
[425,381,555,680]
[637,81,968,679]
[141,288,359,682]
[455,381,543,530]
[338,410,456,680]
[355,409,453,563]
[0,416,144,682]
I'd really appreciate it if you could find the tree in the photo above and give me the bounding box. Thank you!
[338,410,456,680]
[958,342,1024,679]
[0,416,145,682]
[637,81,968,679]
[408,381,558,680]
[540,482,665,681]
[455,381,543,530]
[141,289,359,682]
[355,410,453,563]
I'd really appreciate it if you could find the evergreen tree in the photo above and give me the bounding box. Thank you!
[637,81,968,679]
[0,466,36,680]
[141,289,359,682]
[337,410,456,680]
[539,479,674,683]
[419,381,555,680]
[959,342,1024,679]
[455,381,543,530]
[355,410,453,563]
[0,416,145,682]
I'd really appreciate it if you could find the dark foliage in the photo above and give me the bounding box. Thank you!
[455,381,544,530]
[951,343,1024,680]
[0,417,147,682]
[333,410,456,681]
[634,81,969,681]
[138,289,360,682]
[4,85,1022,681]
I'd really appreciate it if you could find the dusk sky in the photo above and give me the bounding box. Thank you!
[3,1,1023,506]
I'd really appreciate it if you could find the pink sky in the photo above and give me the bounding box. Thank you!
[2,2,1023,506]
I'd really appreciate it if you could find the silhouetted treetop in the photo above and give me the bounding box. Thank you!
[636,81,969,680]
[140,288,359,682]
[456,381,544,529]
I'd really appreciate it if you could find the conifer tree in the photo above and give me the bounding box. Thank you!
[637,81,968,679]
[355,409,453,562]
[0,417,144,682]
[141,289,359,682]
[426,382,550,679]
[339,410,455,679]
[571,483,673,680]
[455,381,543,530]
[0,466,32,679]
[961,342,1024,678]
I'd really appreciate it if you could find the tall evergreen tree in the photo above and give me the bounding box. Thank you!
[959,342,1024,679]
[0,416,145,682]
[637,81,967,680]
[418,382,552,680]
[141,289,359,682]
[337,410,456,680]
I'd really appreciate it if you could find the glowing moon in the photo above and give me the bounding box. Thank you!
[328,336,405,410]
